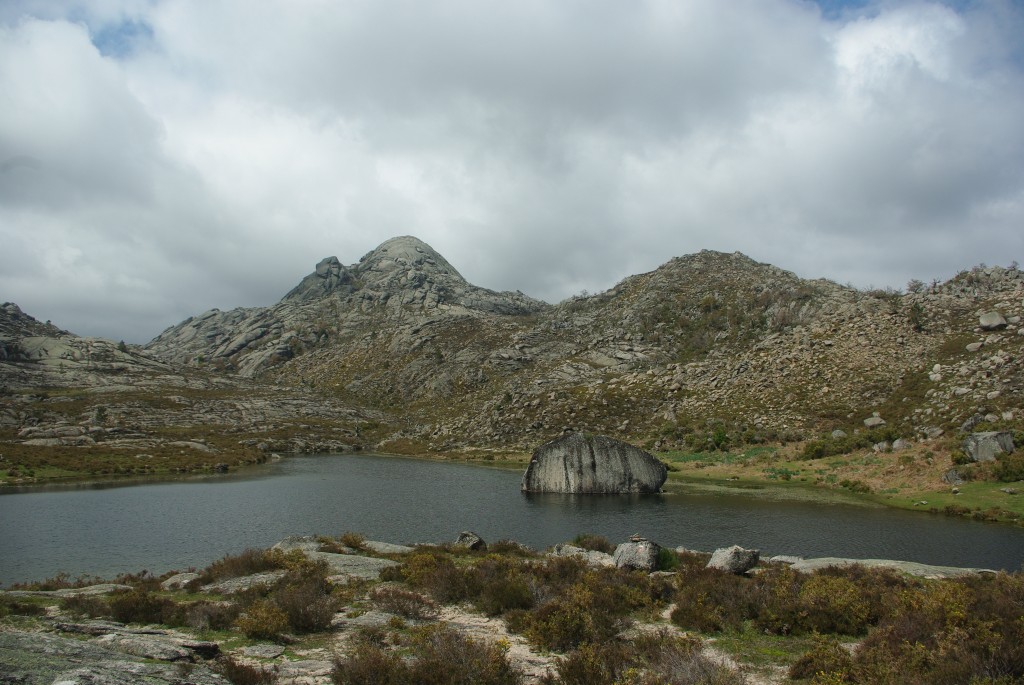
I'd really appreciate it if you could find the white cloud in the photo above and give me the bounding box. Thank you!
[1,0,1022,341]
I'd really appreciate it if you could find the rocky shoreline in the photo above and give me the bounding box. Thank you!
[1,532,1009,685]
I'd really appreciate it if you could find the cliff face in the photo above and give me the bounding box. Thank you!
[521,433,668,494]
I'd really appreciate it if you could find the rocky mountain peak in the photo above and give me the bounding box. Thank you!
[357,235,465,283]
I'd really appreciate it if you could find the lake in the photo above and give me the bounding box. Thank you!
[1,453,1022,585]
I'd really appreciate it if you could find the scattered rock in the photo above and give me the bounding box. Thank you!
[831,429,847,439]
[612,537,662,572]
[966,341,984,352]
[706,545,760,574]
[892,438,912,451]
[1001,488,1019,495]
[521,432,667,494]
[863,415,886,428]
[979,311,1008,330]
[790,557,994,579]
[202,570,287,594]
[962,431,1015,463]
[943,469,965,486]
[160,572,199,591]
[549,543,615,567]
[455,531,487,551]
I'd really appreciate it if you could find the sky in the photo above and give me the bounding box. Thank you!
[1,0,1023,343]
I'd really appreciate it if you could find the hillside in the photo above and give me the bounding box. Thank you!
[2,237,1022,511]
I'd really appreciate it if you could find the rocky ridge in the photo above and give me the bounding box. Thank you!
[3,237,1023,491]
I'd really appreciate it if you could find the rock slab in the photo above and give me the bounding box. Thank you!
[962,431,1015,462]
[521,432,667,494]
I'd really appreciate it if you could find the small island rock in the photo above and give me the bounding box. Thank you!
[521,433,667,494]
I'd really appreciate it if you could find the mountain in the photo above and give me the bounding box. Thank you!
[143,238,1023,456]
[2,236,1022,488]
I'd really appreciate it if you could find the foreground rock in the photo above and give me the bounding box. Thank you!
[613,536,663,571]
[0,630,228,685]
[707,545,760,574]
[962,431,1016,462]
[548,543,616,567]
[521,432,668,494]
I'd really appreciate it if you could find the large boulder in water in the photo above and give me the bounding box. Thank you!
[521,433,667,494]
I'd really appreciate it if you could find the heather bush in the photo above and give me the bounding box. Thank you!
[182,600,241,631]
[107,589,177,625]
[371,586,439,620]
[788,635,853,681]
[198,548,298,583]
[572,533,615,554]
[58,594,110,618]
[272,563,337,633]
[469,556,535,616]
[398,549,472,603]
[549,631,743,685]
[236,599,289,640]
[670,567,753,633]
[215,655,279,685]
[332,624,520,685]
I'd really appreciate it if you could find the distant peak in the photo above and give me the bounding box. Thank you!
[358,235,465,282]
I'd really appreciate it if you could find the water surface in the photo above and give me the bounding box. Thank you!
[1,453,1022,585]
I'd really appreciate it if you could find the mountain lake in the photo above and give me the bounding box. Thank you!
[1,452,1022,585]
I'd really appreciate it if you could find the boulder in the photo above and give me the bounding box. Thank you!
[612,536,662,572]
[549,543,615,568]
[892,438,912,451]
[863,415,886,428]
[160,572,199,591]
[455,531,487,551]
[706,545,759,574]
[979,311,1008,330]
[962,432,1015,463]
[521,433,667,494]
[831,429,847,439]
[943,469,965,486]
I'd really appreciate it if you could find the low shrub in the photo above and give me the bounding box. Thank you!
[399,550,472,603]
[549,631,743,685]
[272,563,337,633]
[788,635,853,681]
[371,586,439,620]
[198,548,296,583]
[58,594,110,618]
[339,532,366,550]
[670,567,753,633]
[332,624,520,685]
[236,599,289,640]
[469,557,535,616]
[571,534,615,554]
[994,452,1024,482]
[0,597,45,617]
[182,600,241,631]
[107,589,177,625]
[215,655,279,685]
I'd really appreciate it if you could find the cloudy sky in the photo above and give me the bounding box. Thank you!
[1,0,1022,343]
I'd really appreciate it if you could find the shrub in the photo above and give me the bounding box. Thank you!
[215,656,279,685]
[400,550,472,603]
[670,568,753,633]
[236,599,289,640]
[788,635,853,681]
[407,624,521,685]
[182,600,241,631]
[272,563,338,633]
[333,624,521,685]
[107,590,177,625]
[333,642,409,685]
[0,597,45,617]
[797,574,871,635]
[571,534,615,554]
[339,532,366,550]
[58,594,110,619]
[994,452,1024,482]
[656,547,679,572]
[199,548,296,583]
[371,586,439,620]
[469,557,535,616]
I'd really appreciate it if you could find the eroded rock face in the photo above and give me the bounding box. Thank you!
[521,433,667,494]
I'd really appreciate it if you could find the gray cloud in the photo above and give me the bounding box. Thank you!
[1,0,1022,342]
